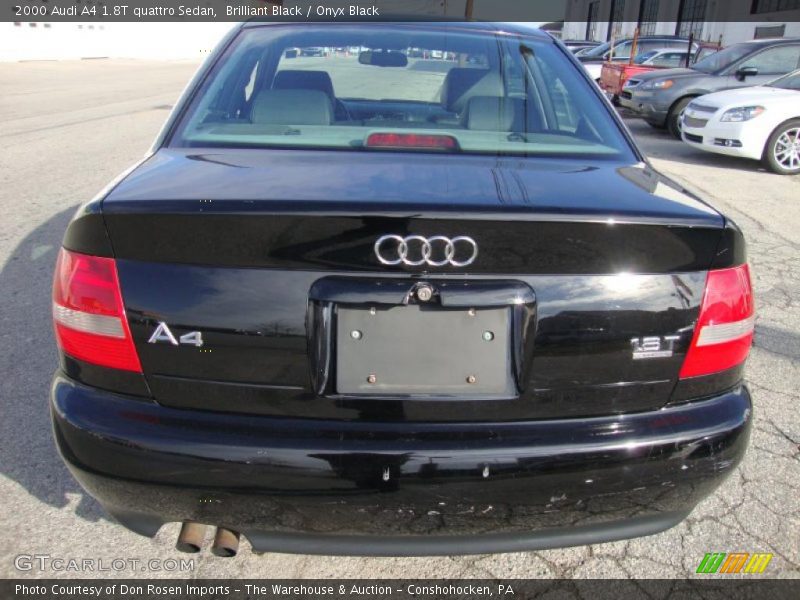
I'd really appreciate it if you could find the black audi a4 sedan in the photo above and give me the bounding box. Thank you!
[51,21,754,557]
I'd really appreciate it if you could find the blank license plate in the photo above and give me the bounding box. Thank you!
[336,304,512,396]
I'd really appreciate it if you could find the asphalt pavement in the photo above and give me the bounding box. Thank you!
[0,59,797,580]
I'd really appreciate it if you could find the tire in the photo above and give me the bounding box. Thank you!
[763,119,800,175]
[667,97,693,139]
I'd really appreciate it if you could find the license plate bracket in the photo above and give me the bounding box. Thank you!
[307,277,536,398]
[336,304,512,396]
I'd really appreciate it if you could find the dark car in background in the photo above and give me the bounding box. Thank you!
[51,21,753,558]
[630,38,800,138]
[563,39,602,54]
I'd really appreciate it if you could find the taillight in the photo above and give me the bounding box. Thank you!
[679,264,754,379]
[52,249,142,372]
[366,132,458,150]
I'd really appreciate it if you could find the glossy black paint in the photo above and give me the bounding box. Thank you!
[669,364,745,405]
[50,21,754,552]
[60,355,151,399]
[52,374,751,553]
[118,259,707,420]
[61,200,113,257]
[710,218,748,270]
[102,151,725,274]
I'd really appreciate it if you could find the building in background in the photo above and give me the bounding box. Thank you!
[562,0,800,44]
[0,22,234,61]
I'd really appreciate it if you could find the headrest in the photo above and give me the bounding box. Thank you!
[251,90,333,125]
[463,96,520,131]
[440,68,504,113]
[273,70,335,98]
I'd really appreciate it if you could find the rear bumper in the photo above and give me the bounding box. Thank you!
[51,374,752,556]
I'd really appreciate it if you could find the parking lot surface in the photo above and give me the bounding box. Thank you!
[0,59,797,579]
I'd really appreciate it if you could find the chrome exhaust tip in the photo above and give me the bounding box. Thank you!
[211,527,240,557]
[176,521,207,553]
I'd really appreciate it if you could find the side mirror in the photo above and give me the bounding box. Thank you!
[358,50,408,68]
[736,66,758,81]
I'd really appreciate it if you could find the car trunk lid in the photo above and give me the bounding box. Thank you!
[99,149,725,421]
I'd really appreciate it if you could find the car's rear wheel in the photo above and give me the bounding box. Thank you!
[763,120,800,175]
[667,97,692,139]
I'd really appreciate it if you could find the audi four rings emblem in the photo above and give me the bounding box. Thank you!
[374,235,478,267]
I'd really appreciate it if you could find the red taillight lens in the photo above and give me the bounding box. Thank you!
[366,133,458,150]
[52,249,142,372]
[679,264,754,379]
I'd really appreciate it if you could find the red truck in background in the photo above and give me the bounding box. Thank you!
[600,41,722,105]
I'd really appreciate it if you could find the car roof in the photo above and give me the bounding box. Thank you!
[738,37,800,46]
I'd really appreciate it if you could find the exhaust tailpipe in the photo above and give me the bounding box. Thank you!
[211,527,240,557]
[176,522,207,553]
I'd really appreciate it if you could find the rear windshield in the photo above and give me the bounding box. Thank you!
[171,24,633,158]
